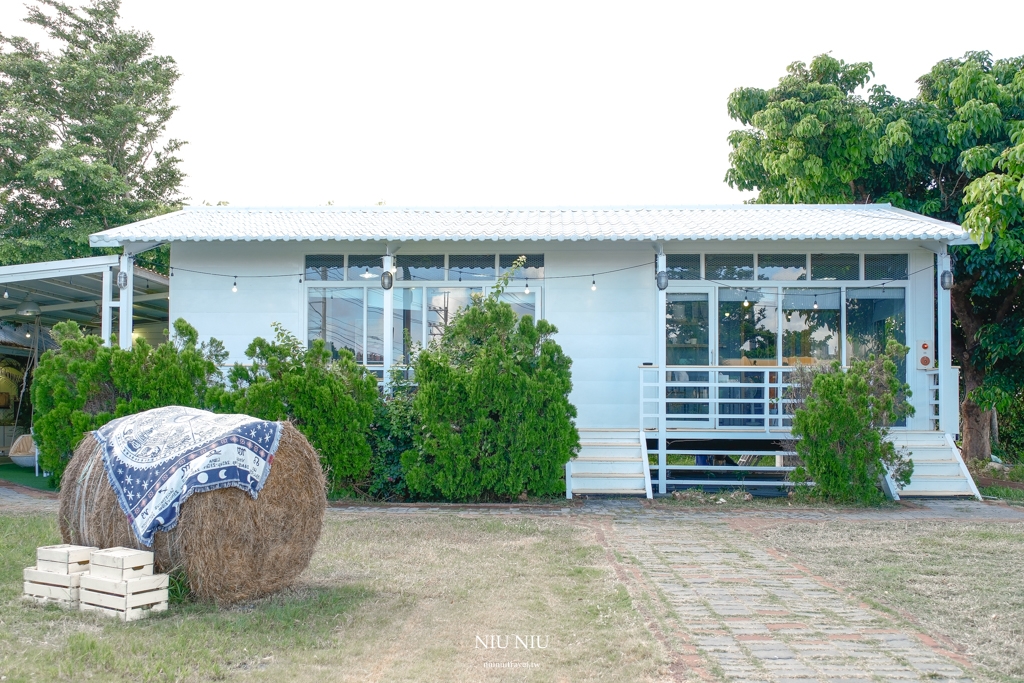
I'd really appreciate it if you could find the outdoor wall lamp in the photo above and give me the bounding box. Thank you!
[381,270,393,290]
[940,270,954,290]
[656,270,669,291]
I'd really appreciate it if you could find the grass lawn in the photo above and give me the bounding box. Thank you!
[0,511,664,682]
[754,520,1024,683]
[0,463,54,491]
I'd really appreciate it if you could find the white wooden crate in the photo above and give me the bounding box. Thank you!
[23,566,83,608]
[79,573,168,622]
[88,547,154,581]
[35,544,96,575]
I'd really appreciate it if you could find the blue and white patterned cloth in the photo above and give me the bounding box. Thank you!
[94,406,283,547]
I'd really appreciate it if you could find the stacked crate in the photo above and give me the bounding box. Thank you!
[23,544,97,608]
[79,547,169,622]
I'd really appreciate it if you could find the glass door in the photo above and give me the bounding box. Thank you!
[664,287,715,428]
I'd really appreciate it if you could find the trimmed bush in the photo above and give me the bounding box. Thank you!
[790,341,914,504]
[32,320,226,483]
[227,323,379,490]
[401,279,579,501]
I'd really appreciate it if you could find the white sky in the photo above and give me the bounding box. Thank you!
[3,0,1023,208]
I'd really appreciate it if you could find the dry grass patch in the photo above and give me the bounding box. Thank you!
[754,520,1024,683]
[0,511,665,682]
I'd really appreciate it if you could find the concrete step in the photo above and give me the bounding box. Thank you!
[578,446,641,459]
[909,462,963,477]
[899,475,973,494]
[570,475,647,491]
[570,488,650,495]
[573,455,644,462]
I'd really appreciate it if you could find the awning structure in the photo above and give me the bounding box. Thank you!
[0,255,169,350]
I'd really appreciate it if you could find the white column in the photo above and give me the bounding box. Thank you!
[655,250,666,494]
[101,267,114,346]
[656,251,666,369]
[382,253,394,387]
[937,252,955,433]
[118,253,134,350]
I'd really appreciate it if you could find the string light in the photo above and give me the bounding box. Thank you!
[591,276,597,291]
[524,278,530,295]
[742,291,750,307]
[812,294,818,309]
[2,288,7,299]
[232,278,237,293]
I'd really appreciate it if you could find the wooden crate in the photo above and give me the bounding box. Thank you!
[79,573,168,622]
[88,547,154,581]
[35,544,96,575]
[23,566,82,608]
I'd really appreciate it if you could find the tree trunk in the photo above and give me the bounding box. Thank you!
[959,363,991,462]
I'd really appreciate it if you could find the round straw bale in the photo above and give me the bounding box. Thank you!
[59,420,326,604]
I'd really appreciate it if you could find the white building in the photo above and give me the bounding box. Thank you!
[89,205,979,500]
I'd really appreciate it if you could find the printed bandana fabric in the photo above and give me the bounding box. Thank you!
[94,406,282,547]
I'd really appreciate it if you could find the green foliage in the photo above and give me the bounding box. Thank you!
[31,319,226,483]
[402,262,579,501]
[791,341,914,505]
[366,369,417,501]
[726,51,1024,461]
[228,324,379,490]
[0,0,184,269]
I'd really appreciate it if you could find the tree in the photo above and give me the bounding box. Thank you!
[0,0,184,269]
[726,52,1024,462]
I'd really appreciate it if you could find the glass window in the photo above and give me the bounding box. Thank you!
[811,253,859,280]
[864,254,908,280]
[718,288,778,366]
[706,254,754,280]
[666,254,700,280]
[846,287,906,366]
[499,254,544,280]
[758,254,807,281]
[366,289,384,365]
[308,288,364,361]
[395,255,444,281]
[448,255,495,281]
[499,291,536,319]
[666,293,710,366]
[393,287,422,365]
[305,255,345,281]
[348,255,383,282]
[427,287,481,341]
[781,288,840,365]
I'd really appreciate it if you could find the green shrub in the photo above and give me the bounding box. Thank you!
[366,369,417,501]
[790,341,914,505]
[401,269,579,501]
[228,323,379,490]
[32,320,226,483]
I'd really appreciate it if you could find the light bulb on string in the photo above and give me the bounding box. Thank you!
[591,276,597,291]
[524,279,530,295]
[742,291,750,307]
[2,288,7,299]
[812,294,818,310]
[232,278,237,293]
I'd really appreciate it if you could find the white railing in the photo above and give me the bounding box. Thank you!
[640,365,798,434]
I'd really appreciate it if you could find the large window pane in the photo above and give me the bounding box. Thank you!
[366,288,384,365]
[395,255,445,281]
[782,288,840,365]
[448,255,495,281]
[308,288,364,361]
[393,288,423,364]
[427,288,481,341]
[499,291,536,319]
[758,254,807,281]
[718,288,778,366]
[706,254,754,280]
[846,287,906,365]
[666,293,709,365]
[864,254,908,280]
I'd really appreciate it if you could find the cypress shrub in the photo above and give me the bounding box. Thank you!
[402,280,579,501]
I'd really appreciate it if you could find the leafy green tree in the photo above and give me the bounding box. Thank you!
[0,0,184,269]
[726,52,1024,462]
[401,263,579,501]
[227,324,380,491]
[791,341,914,504]
[31,319,225,483]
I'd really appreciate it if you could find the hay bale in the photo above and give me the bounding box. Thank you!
[59,421,326,604]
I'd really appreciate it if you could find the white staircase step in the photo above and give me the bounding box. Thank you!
[570,461,644,475]
[578,446,641,459]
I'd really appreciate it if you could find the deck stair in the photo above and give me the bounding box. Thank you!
[566,429,652,499]
[890,431,980,500]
